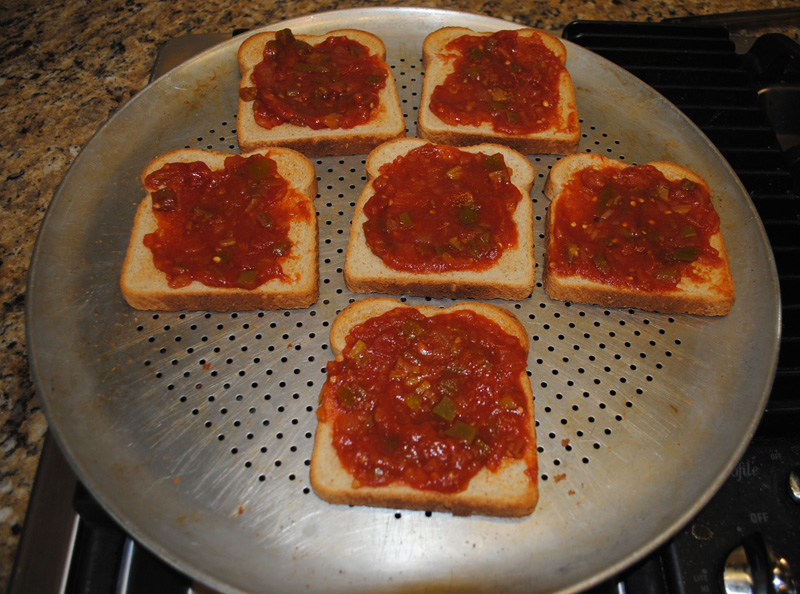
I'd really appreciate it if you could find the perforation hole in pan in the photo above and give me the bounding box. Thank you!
[132,52,692,512]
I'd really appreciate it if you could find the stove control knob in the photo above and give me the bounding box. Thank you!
[722,533,797,594]
[789,467,800,504]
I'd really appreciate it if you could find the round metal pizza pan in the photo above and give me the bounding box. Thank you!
[26,7,780,593]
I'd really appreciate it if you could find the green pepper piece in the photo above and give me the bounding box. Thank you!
[655,266,680,280]
[405,392,423,411]
[459,205,479,225]
[245,156,276,180]
[594,251,610,273]
[445,420,478,444]
[446,165,464,180]
[673,247,701,262]
[433,396,457,422]
[349,339,368,364]
[255,212,273,228]
[402,319,425,339]
[337,384,366,409]
[499,395,517,409]
[464,66,481,80]
[275,28,295,46]
[596,184,620,213]
[152,188,177,212]
[237,269,259,287]
[488,169,510,184]
[273,240,291,256]
[337,385,356,408]
[469,46,484,60]
[399,212,413,227]
[681,225,697,238]
[365,74,384,86]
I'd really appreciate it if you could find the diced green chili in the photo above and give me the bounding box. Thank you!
[402,319,425,339]
[673,247,701,262]
[445,420,478,444]
[433,396,457,422]
[245,157,276,180]
[469,46,484,60]
[255,212,273,228]
[459,205,479,225]
[237,269,258,286]
[446,165,464,180]
[273,241,291,256]
[152,188,177,211]
[655,267,680,280]
[405,392,423,411]
[337,384,366,409]
[594,251,610,272]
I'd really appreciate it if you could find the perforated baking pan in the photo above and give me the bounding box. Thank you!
[26,7,780,593]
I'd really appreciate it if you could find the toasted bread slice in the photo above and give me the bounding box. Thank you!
[418,27,580,155]
[343,138,536,300]
[120,147,319,312]
[543,153,735,315]
[310,296,538,517]
[236,29,406,157]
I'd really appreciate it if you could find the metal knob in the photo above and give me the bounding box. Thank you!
[789,466,800,504]
[722,533,797,594]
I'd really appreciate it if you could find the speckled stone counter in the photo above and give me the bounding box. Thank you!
[1,0,797,588]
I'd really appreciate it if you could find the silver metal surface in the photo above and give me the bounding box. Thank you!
[7,434,78,594]
[26,7,780,594]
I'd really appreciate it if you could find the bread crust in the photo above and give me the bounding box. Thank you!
[120,147,319,312]
[310,296,538,517]
[343,138,536,300]
[418,27,580,155]
[543,153,735,316]
[237,29,406,157]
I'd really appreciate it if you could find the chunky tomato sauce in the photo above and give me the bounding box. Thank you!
[319,307,533,493]
[143,153,310,290]
[362,144,521,273]
[549,164,723,291]
[241,28,388,130]
[430,30,564,135]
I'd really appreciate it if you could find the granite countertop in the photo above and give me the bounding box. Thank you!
[1,0,798,589]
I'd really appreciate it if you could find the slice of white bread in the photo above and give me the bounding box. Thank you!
[237,29,406,157]
[543,153,735,315]
[120,147,319,312]
[343,138,536,300]
[418,27,580,155]
[310,296,538,517]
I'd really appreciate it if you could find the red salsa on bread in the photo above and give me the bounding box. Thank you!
[317,306,533,493]
[142,153,310,290]
[429,30,563,135]
[241,28,389,130]
[361,143,521,273]
[549,163,724,291]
